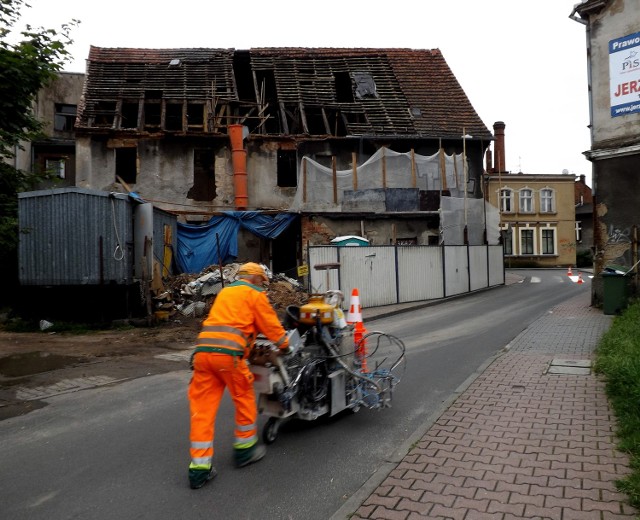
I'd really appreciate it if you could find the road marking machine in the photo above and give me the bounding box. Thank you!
[249,290,406,444]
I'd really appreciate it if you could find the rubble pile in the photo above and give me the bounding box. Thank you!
[152,263,309,323]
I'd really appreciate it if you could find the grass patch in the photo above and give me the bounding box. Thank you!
[594,299,640,509]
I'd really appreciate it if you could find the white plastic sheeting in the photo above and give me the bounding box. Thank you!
[292,147,466,212]
[440,197,501,246]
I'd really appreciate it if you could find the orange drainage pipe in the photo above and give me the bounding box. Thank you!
[229,124,248,210]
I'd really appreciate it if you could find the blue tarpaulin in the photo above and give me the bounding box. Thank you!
[176,211,297,274]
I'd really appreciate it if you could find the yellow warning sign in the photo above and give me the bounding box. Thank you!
[297,264,309,277]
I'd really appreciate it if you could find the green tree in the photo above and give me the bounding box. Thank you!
[0,0,78,307]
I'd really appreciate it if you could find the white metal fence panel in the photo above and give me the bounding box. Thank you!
[397,246,444,302]
[308,244,504,308]
[469,246,489,291]
[337,246,397,308]
[444,246,470,296]
[308,246,340,293]
[489,245,505,285]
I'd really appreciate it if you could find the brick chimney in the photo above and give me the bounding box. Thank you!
[493,121,506,173]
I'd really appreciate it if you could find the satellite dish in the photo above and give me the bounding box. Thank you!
[562,169,569,175]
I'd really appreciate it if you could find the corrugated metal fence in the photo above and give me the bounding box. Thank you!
[308,245,504,308]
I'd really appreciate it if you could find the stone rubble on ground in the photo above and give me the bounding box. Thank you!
[153,262,310,323]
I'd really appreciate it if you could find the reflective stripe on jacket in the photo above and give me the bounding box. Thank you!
[195,280,289,358]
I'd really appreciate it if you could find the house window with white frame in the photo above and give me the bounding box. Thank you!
[541,228,556,255]
[502,228,513,255]
[519,188,533,213]
[520,228,534,254]
[540,188,555,213]
[499,188,513,213]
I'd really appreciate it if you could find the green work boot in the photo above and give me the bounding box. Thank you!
[235,444,266,468]
[189,466,217,489]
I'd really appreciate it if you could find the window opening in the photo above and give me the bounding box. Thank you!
[541,228,556,254]
[277,150,297,187]
[121,102,139,129]
[324,108,347,136]
[305,106,328,135]
[115,147,137,184]
[144,102,161,130]
[519,188,533,213]
[502,228,513,255]
[188,149,216,201]
[540,188,554,213]
[254,69,280,133]
[500,188,512,212]
[520,228,534,254]
[165,103,184,131]
[335,71,354,103]
[45,158,66,179]
[54,104,76,132]
[187,103,204,130]
[94,101,117,128]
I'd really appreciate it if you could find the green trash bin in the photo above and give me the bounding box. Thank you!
[602,271,629,315]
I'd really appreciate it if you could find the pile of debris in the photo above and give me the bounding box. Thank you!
[152,263,309,323]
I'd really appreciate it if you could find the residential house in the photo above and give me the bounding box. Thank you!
[485,122,577,268]
[571,1,640,305]
[73,47,495,276]
[12,72,85,186]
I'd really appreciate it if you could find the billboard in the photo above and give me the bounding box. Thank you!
[609,31,640,117]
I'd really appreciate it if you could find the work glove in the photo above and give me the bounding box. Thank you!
[278,345,293,356]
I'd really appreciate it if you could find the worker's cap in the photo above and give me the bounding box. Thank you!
[237,262,269,283]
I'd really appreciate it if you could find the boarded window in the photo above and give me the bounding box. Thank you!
[116,147,137,184]
[188,149,216,201]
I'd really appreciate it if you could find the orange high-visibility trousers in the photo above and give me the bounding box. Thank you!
[188,353,257,469]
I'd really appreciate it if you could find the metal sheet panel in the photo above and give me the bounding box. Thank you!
[308,246,340,293]
[18,187,176,286]
[18,188,134,285]
[338,246,397,308]
[444,246,470,296]
[307,243,504,309]
[489,245,505,285]
[469,246,489,291]
[397,246,444,302]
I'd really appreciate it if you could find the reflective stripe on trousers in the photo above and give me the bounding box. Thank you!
[188,352,257,468]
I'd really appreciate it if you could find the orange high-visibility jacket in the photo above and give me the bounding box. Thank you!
[194,280,288,357]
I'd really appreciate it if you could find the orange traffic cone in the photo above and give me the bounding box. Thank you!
[567,266,573,276]
[347,288,368,371]
[577,272,583,284]
[346,288,362,324]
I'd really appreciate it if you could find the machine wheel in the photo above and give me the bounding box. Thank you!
[263,417,280,444]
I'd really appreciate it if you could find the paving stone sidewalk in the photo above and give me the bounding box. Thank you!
[344,291,638,520]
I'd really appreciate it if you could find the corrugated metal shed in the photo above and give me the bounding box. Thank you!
[18,187,177,286]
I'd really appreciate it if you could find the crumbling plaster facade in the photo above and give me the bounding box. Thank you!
[573,0,640,305]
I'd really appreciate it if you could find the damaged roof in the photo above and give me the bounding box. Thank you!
[77,46,492,140]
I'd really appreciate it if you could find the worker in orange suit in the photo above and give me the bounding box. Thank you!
[187,262,290,489]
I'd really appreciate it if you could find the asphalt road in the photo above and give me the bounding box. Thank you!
[0,269,588,520]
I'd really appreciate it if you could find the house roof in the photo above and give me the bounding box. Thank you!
[573,0,608,17]
[78,46,492,140]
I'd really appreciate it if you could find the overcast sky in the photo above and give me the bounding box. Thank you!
[16,0,592,184]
